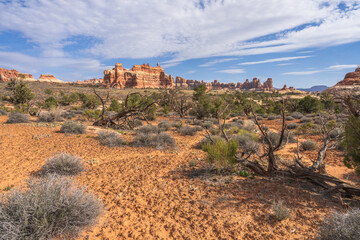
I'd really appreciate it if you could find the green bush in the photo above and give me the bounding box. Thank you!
[343,116,360,175]
[39,152,85,176]
[202,138,238,169]
[6,79,34,105]
[298,95,323,113]
[60,121,86,134]
[318,208,360,240]
[107,99,121,112]
[44,96,58,109]
[0,175,102,240]
[6,112,29,123]
[301,140,317,151]
[80,94,100,109]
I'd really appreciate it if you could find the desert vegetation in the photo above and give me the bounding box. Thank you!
[0,80,359,239]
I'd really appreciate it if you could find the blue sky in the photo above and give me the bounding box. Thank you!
[0,0,359,88]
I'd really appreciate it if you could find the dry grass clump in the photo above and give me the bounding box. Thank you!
[60,121,86,134]
[267,115,276,120]
[179,126,200,136]
[39,152,85,176]
[158,121,172,131]
[287,122,299,129]
[272,200,290,221]
[300,117,312,123]
[318,209,360,240]
[133,127,175,149]
[285,116,294,121]
[301,140,317,151]
[37,110,63,122]
[232,131,259,154]
[6,112,29,123]
[291,112,304,119]
[0,175,102,240]
[0,108,7,116]
[97,130,124,147]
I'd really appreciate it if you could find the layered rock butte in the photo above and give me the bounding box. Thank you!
[0,68,35,82]
[103,63,174,88]
[38,74,64,83]
[325,67,360,94]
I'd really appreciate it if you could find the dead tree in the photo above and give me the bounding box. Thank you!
[92,85,110,122]
[239,101,287,175]
[93,92,156,129]
[161,89,192,118]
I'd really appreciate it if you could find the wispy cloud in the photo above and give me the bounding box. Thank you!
[277,63,294,66]
[186,70,196,74]
[217,69,245,74]
[283,70,323,75]
[199,58,239,67]
[238,56,311,65]
[326,64,359,70]
[282,64,359,75]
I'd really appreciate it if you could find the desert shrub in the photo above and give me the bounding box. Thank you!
[39,152,85,176]
[60,121,86,134]
[193,119,202,126]
[232,131,259,154]
[240,120,257,132]
[201,121,213,129]
[329,128,343,139]
[291,112,303,119]
[179,126,198,136]
[59,92,78,106]
[137,125,160,134]
[257,116,263,120]
[284,130,296,143]
[202,138,238,169]
[272,201,290,221]
[158,121,172,131]
[133,132,175,149]
[0,108,7,116]
[298,95,323,113]
[0,175,102,240]
[300,117,312,123]
[37,110,63,122]
[44,88,53,95]
[287,122,299,129]
[172,121,184,129]
[133,119,143,127]
[97,130,124,147]
[318,208,360,240]
[83,109,101,121]
[107,99,121,112]
[266,132,281,146]
[285,116,294,121]
[80,94,100,109]
[301,140,317,151]
[267,115,276,120]
[6,112,29,123]
[61,111,76,119]
[342,116,360,175]
[44,96,58,109]
[6,79,34,105]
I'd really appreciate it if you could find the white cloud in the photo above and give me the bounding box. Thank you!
[199,58,239,67]
[277,63,294,66]
[282,70,324,75]
[0,0,359,63]
[326,64,359,70]
[238,56,311,65]
[283,63,359,75]
[217,69,245,74]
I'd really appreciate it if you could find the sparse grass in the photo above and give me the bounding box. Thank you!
[133,130,176,150]
[272,200,290,221]
[287,122,299,129]
[97,130,124,147]
[39,152,85,176]
[301,140,317,151]
[285,116,294,121]
[37,110,63,122]
[60,121,86,134]
[291,112,303,119]
[137,125,160,134]
[267,115,276,120]
[6,112,29,123]
[300,117,312,123]
[179,126,199,136]
[158,120,172,131]
[0,175,102,240]
[318,208,360,240]
[0,109,7,116]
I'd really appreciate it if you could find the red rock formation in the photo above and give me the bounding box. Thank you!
[281,84,288,90]
[175,76,188,88]
[263,78,273,90]
[38,74,64,83]
[336,67,360,86]
[0,68,35,82]
[103,63,174,89]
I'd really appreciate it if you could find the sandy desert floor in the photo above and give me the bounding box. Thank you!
[1,115,359,239]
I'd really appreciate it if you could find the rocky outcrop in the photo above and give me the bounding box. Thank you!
[38,74,64,83]
[103,63,174,89]
[76,78,104,84]
[335,67,360,86]
[0,68,35,82]
[175,76,275,91]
